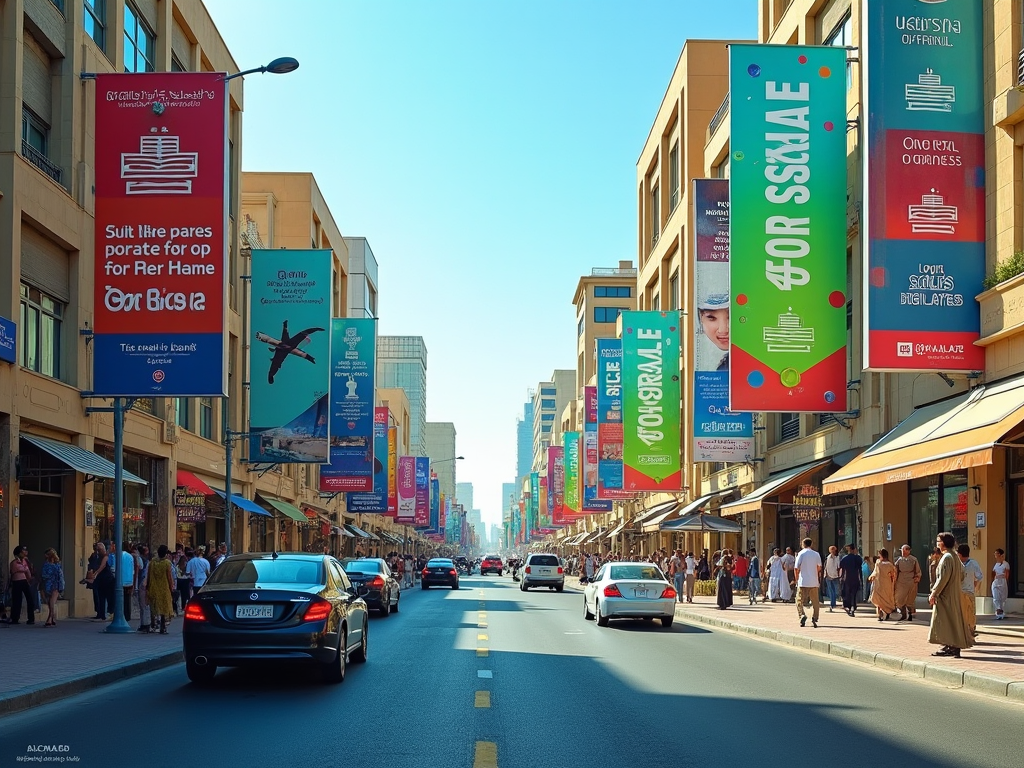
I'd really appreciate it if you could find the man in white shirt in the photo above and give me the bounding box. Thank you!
[823,545,841,612]
[119,542,136,622]
[793,538,823,628]
[957,543,983,637]
[186,550,211,598]
[684,551,696,603]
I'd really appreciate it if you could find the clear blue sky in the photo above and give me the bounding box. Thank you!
[204,0,757,529]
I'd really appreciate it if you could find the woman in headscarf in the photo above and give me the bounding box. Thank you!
[716,550,734,610]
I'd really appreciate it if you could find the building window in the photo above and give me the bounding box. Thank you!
[175,398,191,431]
[825,12,853,90]
[651,294,660,311]
[594,286,632,298]
[541,425,551,434]
[199,397,214,439]
[540,387,556,396]
[171,54,185,72]
[669,270,679,311]
[651,183,660,247]
[778,413,800,442]
[21,108,61,184]
[594,307,622,323]
[84,0,105,49]
[19,283,62,379]
[541,413,555,422]
[669,141,680,212]
[123,2,155,73]
[134,398,155,415]
[540,399,556,410]
[577,316,585,337]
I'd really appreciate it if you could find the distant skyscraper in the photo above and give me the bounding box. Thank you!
[377,336,427,456]
[501,482,516,522]
[516,400,534,492]
[425,422,458,503]
[456,482,474,513]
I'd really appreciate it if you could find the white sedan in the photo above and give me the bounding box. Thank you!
[583,562,677,628]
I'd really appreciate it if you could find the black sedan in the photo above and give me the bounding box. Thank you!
[421,558,460,589]
[340,557,401,616]
[182,552,369,685]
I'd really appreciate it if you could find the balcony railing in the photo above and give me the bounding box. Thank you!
[590,267,637,277]
[1018,45,1024,86]
[21,140,62,184]
[708,92,730,139]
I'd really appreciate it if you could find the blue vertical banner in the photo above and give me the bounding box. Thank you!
[429,477,440,533]
[583,385,613,512]
[319,318,377,491]
[414,457,430,527]
[345,406,389,512]
[249,249,332,463]
[596,338,631,499]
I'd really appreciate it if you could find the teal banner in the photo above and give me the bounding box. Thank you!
[563,431,580,514]
[729,44,848,412]
[249,250,332,462]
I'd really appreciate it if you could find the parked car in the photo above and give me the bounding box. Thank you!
[582,562,676,628]
[341,558,401,616]
[182,552,369,685]
[421,558,460,589]
[480,554,504,576]
[520,553,564,591]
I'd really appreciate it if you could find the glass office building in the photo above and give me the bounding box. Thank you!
[377,336,428,456]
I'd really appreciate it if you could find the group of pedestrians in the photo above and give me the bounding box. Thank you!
[3,545,65,627]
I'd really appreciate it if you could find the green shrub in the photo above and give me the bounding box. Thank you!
[984,251,1024,289]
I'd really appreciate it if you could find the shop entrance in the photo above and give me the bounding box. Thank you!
[1011,481,1024,597]
[19,493,62,580]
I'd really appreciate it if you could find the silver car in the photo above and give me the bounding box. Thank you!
[583,562,676,628]
[520,553,564,591]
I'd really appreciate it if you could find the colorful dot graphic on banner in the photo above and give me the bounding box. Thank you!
[747,370,764,389]
[824,121,834,132]
[780,368,801,388]
[829,291,846,308]
[798,55,807,64]
[747,63,760,77]
[819,66,831,78]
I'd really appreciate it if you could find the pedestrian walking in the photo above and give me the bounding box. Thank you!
[40,548,64,627]
[893,545,922,621]
[146,545,175,635]
[733,550,748,592]
[85,542,103,618]
[186,545,211,596]
[781,547,797,602]
[823,545,841,612]
[839,544,863,616]
[747,550,761,605]
[991,548,1010,620]
[861,555,873,603]
[669,549,685,603]
[793,538,822,628]
[928,532,974,658]
[767,548,790,602]
[927,547,941,591]
[175,549,192,612]
[8,546,35,625]
[957,544,982,637]
[715,550,733,610]
[583,552,596,584]
[684,551,696,603]
[92,540,116,621]
[120,542,136,622]
[136,545,152,632]
[869,548,897,621]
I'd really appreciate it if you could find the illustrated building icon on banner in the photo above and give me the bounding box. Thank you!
[908,189,958,235]
[121,128,199,195]
[763,309,814,353]
[905,68,955,112]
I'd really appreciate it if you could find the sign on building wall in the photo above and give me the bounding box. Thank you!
[319,318,377,491]
[174,488,206,524]
[0,316,16,365]
[93,72,227,396]
[396,455,416,522]
[864,0,985,371]
[345,406,389,513]
[621,311,683,491]
[693,179,754,462]
[729,44,849,412]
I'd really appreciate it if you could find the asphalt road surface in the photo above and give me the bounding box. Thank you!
[2,574,1021,768]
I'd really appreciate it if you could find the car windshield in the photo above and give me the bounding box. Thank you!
[484,555,500,561]
[609,565,665,582]
[342,560,382,574]
[207,558,324,585]
[529,555,559,566]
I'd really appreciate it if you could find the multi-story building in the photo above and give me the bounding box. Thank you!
[377,336,428,456]
[531,370,574,471]
[456,481,474,514]
[378,388,411,457]
[572,261,637,394]
[425,421,458,503]
[515,400,533,490]
[345,237,379,319]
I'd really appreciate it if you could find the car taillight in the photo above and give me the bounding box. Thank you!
[184,602,207,621]
[449,569,457,576]
[369,576,385,589]
[557,566,564,574]
[603,584,622,597]
[660,586,677,600]
[525,566,531,574]
[422,568,429,577]
[303,599,332,622]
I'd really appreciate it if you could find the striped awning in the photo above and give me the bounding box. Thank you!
[21,434,147,484]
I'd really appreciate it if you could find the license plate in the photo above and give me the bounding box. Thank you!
[632,588,649,598]
[235,605,274,619]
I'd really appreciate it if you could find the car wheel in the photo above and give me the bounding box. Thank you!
[556,585,564,593]
[351,621,368,663]
[583,596,594,620]
[392,593,400,613]
[422,582,429,590]
[661,616,674,629]
[185,657,216,685]
[379,595,391,617]
[452,581,459,590]
[322,631,347,684]
[596,601,609,627]
[520,581,527,592]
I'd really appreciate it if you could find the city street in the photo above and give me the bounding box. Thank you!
[1,574,1020,768]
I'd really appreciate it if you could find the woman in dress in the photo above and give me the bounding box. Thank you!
[8,545,35,625]
[40,548,65,627]
[716,550,734,610]
[869,548,897,621]
[146,545,175,634]
[991,548,1010,620]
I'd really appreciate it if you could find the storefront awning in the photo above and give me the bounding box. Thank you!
[212,489,271,518]
[345,523,379,540]
[256,495,306,523]
[642,505,683,532]
[176,470,215,495]
[582,528,607,544]
[331,526,354,538]
[605,522,626,539]
[634,498,682,525]
[661,513,744,533]
[20,434,147,484]
[719,460,832,517]
[676,488,737,518]
[823,375,1024,494]
[564,532,587,545]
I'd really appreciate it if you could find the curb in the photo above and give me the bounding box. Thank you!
[0,649,183,718]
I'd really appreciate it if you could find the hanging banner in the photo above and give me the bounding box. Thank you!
[596,339,632,499]
[582,385,612,511]
[548,445,567,525]
[319,318,377,490]
[621,311,683,491]
[864,0,985,371]
[174,488,206,524]
[530,472,540,532]
[396,455,416,522]
[441,495,449,536]
[93,72,227,397]
[429,480,440,533]
[345,407,389,513]
[538,475,550,528]
[249,249,332,463]
[414,457,430,527]
[729,44,849,411]
[386,427,398,516]
[693,179,755,462]
[563,431,581,515]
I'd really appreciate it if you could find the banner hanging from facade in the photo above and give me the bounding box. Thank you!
[582,385,613,511]
[563,431,581,515]
[429,477,440,533]
[621,311,683,491]
[864,0,985,371]
[530,472,540,532]
[414,457,430,527]
[693,179,755,462]
[319,318,377,490]
[396,455,416,522]
[729,44,849,411]
[538,475,550,528]
[93,72,227,397]
[386,427,398,516]
[548,445,567,525]
[345,406,389,513]
[595,338,632,500]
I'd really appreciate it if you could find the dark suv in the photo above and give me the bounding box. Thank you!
[480,555,504,575]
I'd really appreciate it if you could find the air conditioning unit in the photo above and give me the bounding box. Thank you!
[163,423,179,445]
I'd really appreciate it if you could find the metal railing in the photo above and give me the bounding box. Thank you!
[1018,45,1024,86]
[590,267,637,276]
[780,416,801,442]
[21,140,62,184]
[708,92,730,139]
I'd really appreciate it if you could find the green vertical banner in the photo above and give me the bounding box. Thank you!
[621,311,682,492]
[530,472,540,533]
[729,44,848,412]
[563,431,581,515]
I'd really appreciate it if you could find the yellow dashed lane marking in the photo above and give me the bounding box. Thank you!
[477,633,488,642]
[477,648,489,657]
[473,741,498,768]
[474,690,491,708]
